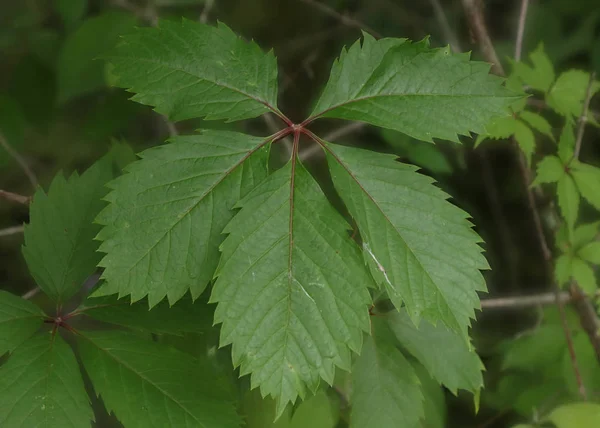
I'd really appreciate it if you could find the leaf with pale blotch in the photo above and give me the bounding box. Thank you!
[0,291,45,356]
[211,160,372,416]
[0,333,93,428]
[78,330,240,428]
[556,174,579,231]
[387,310,484,394]
[324,142,488,338]
[310,37,519,143]
[350,318,423,428]
[532,155,565,186]
[106,19,280,122]
[95,130,270,306]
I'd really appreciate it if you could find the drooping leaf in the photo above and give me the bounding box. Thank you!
[350,318,423,428]
[571,162,600,211]
[77,329,240,428]
[547,403,600,428]
[80,294,214,336]
[0,291,45,355]
[510,43,555,92]
[0,333,93,428]
[546,70,600,118]
[57,10,137,102]
[556,174,579,231]
[578,242,600,265]
[310,37,519,143]
[95,130,270,306]
[519,110,554,140]
[211,160,372,416]
[571,257,596,293]
[323,142,487,337]
[387,310,484,394]
[532,155,565,186]
[514,120,536,165]
[22,155,114,303]
[106,19,280,122]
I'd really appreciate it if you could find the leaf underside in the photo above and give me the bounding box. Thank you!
[211,160,373,416]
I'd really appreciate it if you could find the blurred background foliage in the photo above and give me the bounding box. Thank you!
[1,0,599,427]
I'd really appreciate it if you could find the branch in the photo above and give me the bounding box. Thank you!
[0,190,31,205]
[0,132,38,190]
[0,225,24,237]
[514,0,530,61]
[297,0,381,38]
[460,0,504,75]
[199,0,215,23]
[21,287,40,300]
[573,72,597,160]
[481,290,600,309]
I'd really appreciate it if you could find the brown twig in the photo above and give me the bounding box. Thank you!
[21,287,40,300]
[298,0,381,38]
[573,72,597,160]
[514,0,530,61]
[0,190,31,205]
[461,0,598,397]
[0,225,24,237]
[428,0,461,53]
[199,0,214,23]
[0,132,38,190]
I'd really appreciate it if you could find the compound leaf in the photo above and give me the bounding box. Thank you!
[323,142,487,338]
[211,160,372,416]
[0,291,45,355]
[387,310,484,394]
[0,332,93,428]
[107,19,280,122]
[310,37,519,143]
[350,318,423,428]
[95,130,270,306]
[78,329,240,428]
[23,154,114,303]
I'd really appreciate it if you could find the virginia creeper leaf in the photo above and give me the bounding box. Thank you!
[0,291,45,355]
[211,160,372,416]
[95,130,270,306]
[546,70,600,118]
[350,318,423,428]
[78,330,240,428]
[532,155,564,186]
[323,142,487,338]
[474,115,516,147]
[22,154,114,303]
[571,163,600,211]
[556,174,579,231]
[578,242,600,265]
[310,37,519,142]
[555,254,573,286]
[573,222,600,248]
[571,257,596,293]
[0,333,93,427]
[106,19,280,122]
[548,403,600,428]
[387,310,484,394]
[414,364,446,428]
[519,111,554,140]
[80,294,214,335]
[510,43,555,92]
[558,124,575,162]
[514,120,535,165]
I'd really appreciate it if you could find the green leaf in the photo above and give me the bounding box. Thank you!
[381,129,452,175]
[573,222,600,248]
[387,310,483,394]
[414,364,446,428]
[555,253,573,286]
[474,115,516,147]
[0,333,93,427]
[22,155,114,303]
[211,160,372,416]
[556,174,579,231]
[519,111,554,140]
[514,120,536,165]
[240,390,292,428]
[571,257,596,293]
[571,163,600,211]
[78,329,240,428]
[107,19,280,122]
[80,294,214,335]
[532,155,565,186]
[547,403,600,428]
[0,291,44,355]
[57,11,137,102]
[562,334,600,398]
[510,43,555,92]
[558,124,575,163]
[546,70,600,118]
[288,391,338,428]
[324,142,487,337]
[95,130,270,306]
[578,242,600,265]
[310,37,518,143]
[55,0,87,31]
[350,319,423,428]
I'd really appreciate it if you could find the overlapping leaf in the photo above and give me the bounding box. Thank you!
[323,142,488,337]
[0,333,93,427]
[0,291,44,355]
[211,160,372,415]
[23,154,114,303]
[310,37,519,142]
[95,130,269,306]
[78,330,240,428]
[350,319,423,428]
[106,19,280,121]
